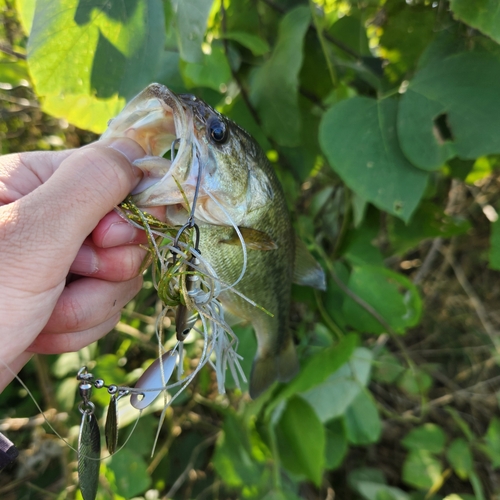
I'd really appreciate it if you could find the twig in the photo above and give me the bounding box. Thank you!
[442,247,500,352]
[404,374,500,416]
[413,238,443,285]
[309,0,338,86]
[114,320,153,343]
[0,93,38,108]
[0,409,66,431]
[163,433,218,499]
[0,42,26,60]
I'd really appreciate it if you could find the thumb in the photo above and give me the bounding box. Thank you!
[4,138,145,287]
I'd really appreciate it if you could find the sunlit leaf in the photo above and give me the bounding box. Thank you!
[15,0,36,35]
[42,93,125,134]
[320,96,428,221]
[277,396,325,486]
[27,0,164,129]
[250,5,311,147]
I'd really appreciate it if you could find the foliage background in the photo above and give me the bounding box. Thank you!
[1,0,500,499]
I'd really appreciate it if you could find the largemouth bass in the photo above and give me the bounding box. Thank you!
[101,84,325,398]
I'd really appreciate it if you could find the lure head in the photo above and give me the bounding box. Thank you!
[101,83,274,227]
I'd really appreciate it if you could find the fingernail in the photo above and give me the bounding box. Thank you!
[71,245,98,275]
[108,138,145,163]
[102,221,137,248]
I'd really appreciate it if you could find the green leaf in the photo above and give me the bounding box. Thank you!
[402,424,446,454]
[398,368,433,396]
[342,265,422,334]
[446,407,474,441]
[402,449,443,490]
[482,417,500,467]
[250,5,310,147]
[107,449,151,498]
[27,0,164,129]
[356,482,411,500]
[261,490,302,500]
[170,0,212,63]
[329,15,371,58]
[277,396,325,486]
[348,467,387,490]
[279,332,358,399]
[213,412,266,487]
[343,214,385,266]
[324,419,348,470]
[450,0,500,44]
[320,96,428,221]
[398,51,500,170]
[469,470,486,500]
[301,348,372,423]
[344,390,381,445]
[181,43,231,91]
[222,31,270,55]
[489,218,500,270]
[389,201,471,255]
[446,438,473,480]
[373,353,405,384]
[379,0,437,81]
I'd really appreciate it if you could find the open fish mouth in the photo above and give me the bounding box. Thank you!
[100,84,200,207]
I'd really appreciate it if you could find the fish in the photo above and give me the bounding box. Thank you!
[101,84,325,398]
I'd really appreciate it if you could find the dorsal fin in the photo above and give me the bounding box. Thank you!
[293,236,326,290]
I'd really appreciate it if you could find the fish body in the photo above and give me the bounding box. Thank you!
[101,84,324,397]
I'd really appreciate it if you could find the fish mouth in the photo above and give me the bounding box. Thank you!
[101,84,200,207]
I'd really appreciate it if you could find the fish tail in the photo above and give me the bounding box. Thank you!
[249,338,299,399]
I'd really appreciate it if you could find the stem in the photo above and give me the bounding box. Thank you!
[309,0,338,87]
[268,423,282,490]
[314,290,343,340]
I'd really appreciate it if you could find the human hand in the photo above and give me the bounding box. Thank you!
[0,139,161,390]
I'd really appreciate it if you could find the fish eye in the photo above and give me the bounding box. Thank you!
[208,118,227,144]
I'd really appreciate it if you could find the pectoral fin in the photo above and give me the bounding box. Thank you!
[293,236,326,290]
[220,227,278,251]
